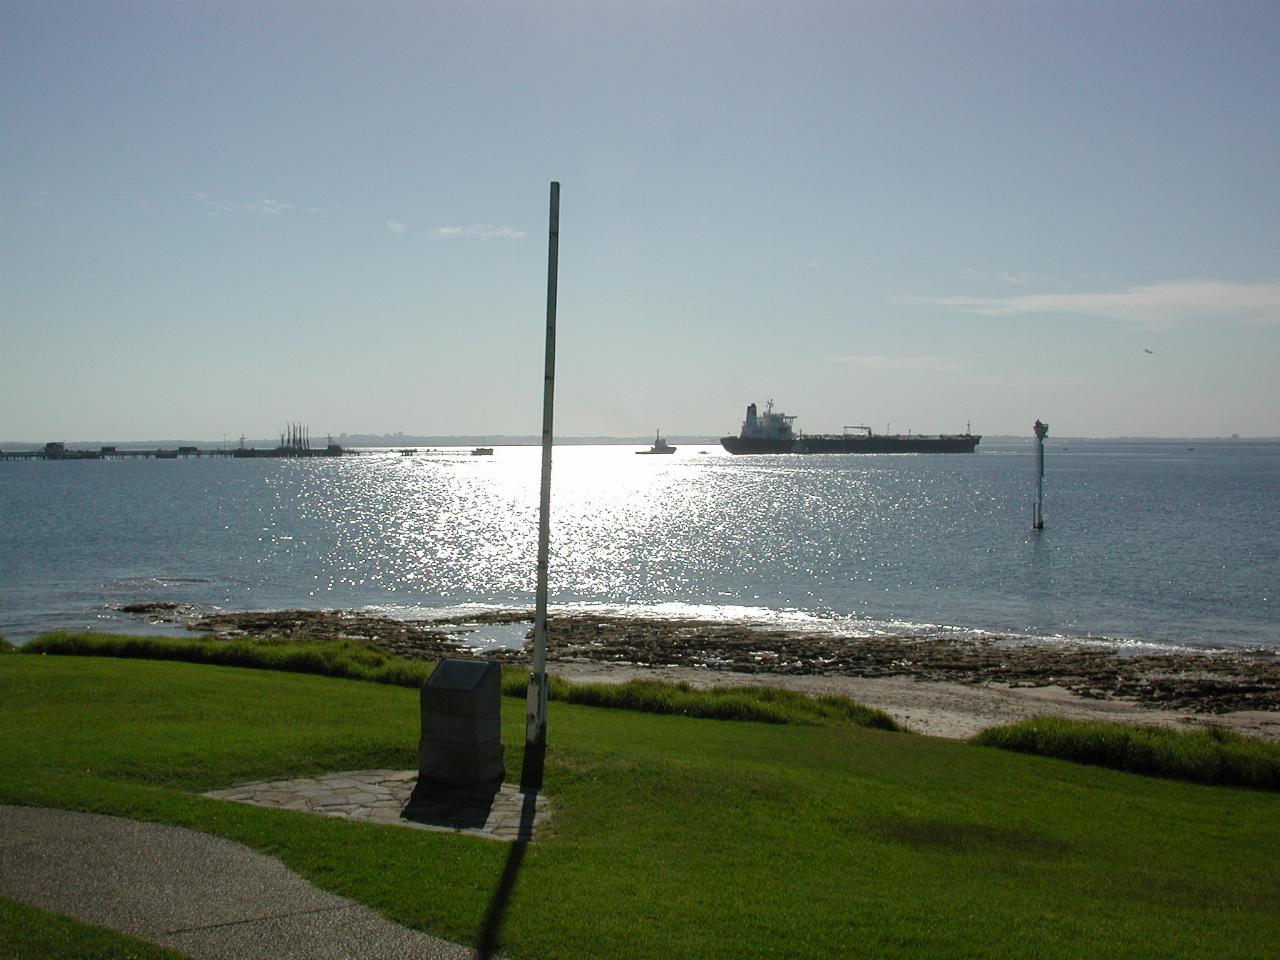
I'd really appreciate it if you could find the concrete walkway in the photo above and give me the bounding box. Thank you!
[0,804,475,959]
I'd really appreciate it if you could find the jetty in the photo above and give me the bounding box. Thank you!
[0,424,348,461]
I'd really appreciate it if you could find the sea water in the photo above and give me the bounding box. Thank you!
[1,440,1276,652]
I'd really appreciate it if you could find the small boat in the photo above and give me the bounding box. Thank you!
[636,431,676,455]
[471,447,494,456]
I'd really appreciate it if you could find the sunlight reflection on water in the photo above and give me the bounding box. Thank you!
[2,440,1277,649]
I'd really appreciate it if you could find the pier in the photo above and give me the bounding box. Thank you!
[0,426,348,461]
[0,446,347,461]
[1,446,197,461]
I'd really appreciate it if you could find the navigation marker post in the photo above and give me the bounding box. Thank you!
[1033,419,1049,530]
[526,181,559,772]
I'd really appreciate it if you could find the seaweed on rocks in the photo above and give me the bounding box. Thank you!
[171,608,1280,714]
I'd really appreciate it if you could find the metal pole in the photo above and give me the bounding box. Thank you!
[527,181,559,749]
[1033,419,1048,530]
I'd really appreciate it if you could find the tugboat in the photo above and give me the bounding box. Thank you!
[636,430,677,455]
[720,401,979,454]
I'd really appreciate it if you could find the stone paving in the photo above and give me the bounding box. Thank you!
[203,770,550,842]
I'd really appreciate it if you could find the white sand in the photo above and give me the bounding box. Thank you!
[547,659,1280,741]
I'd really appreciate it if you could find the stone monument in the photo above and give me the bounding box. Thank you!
[416,658,505,790]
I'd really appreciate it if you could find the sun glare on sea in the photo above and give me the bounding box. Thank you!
[294,444,718,602]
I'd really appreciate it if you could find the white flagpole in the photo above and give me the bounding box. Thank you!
[527,181,559,750]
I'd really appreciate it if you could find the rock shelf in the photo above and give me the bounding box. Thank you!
[160,607,1280,716]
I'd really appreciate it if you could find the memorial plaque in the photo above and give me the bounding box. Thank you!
[429,658,492,691]
[417,658,505,789]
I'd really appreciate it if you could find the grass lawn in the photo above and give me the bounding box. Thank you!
[0,897,190,960]
[1,654,1277,959]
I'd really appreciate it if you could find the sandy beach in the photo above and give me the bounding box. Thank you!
[126,604,1280,742]
[545,661,1280,741]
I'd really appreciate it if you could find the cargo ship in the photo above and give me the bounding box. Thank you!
[720,402,980,455]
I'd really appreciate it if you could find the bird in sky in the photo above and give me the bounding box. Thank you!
[1144,349,1154,354]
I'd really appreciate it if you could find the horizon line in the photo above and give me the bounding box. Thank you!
[3,433,1278,449]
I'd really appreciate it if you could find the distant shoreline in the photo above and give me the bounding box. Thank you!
[3,435,1279,451]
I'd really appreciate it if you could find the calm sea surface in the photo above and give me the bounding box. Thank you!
[1,440,1276,652]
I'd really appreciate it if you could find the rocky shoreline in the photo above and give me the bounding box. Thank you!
[119,604,1280,723]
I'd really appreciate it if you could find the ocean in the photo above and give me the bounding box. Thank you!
[1,440,1276,653]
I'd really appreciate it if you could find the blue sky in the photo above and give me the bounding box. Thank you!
[3,0,1278,441]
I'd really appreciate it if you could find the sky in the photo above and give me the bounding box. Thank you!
[3,0,1279,442]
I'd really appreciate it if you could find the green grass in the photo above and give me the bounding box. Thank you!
[561,676,900,729]
[1,653,1278,960]
[24,632,433,687]
[23,632,901,730]
[0,898,190,960]
[973,716,1280,790]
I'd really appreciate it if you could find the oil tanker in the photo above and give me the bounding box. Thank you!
[720,402,980,455]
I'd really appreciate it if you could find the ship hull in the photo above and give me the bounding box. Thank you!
[720,434,980,455]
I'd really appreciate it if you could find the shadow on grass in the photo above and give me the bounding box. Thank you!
[872,814,1074,859]
[475,741,544,959]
